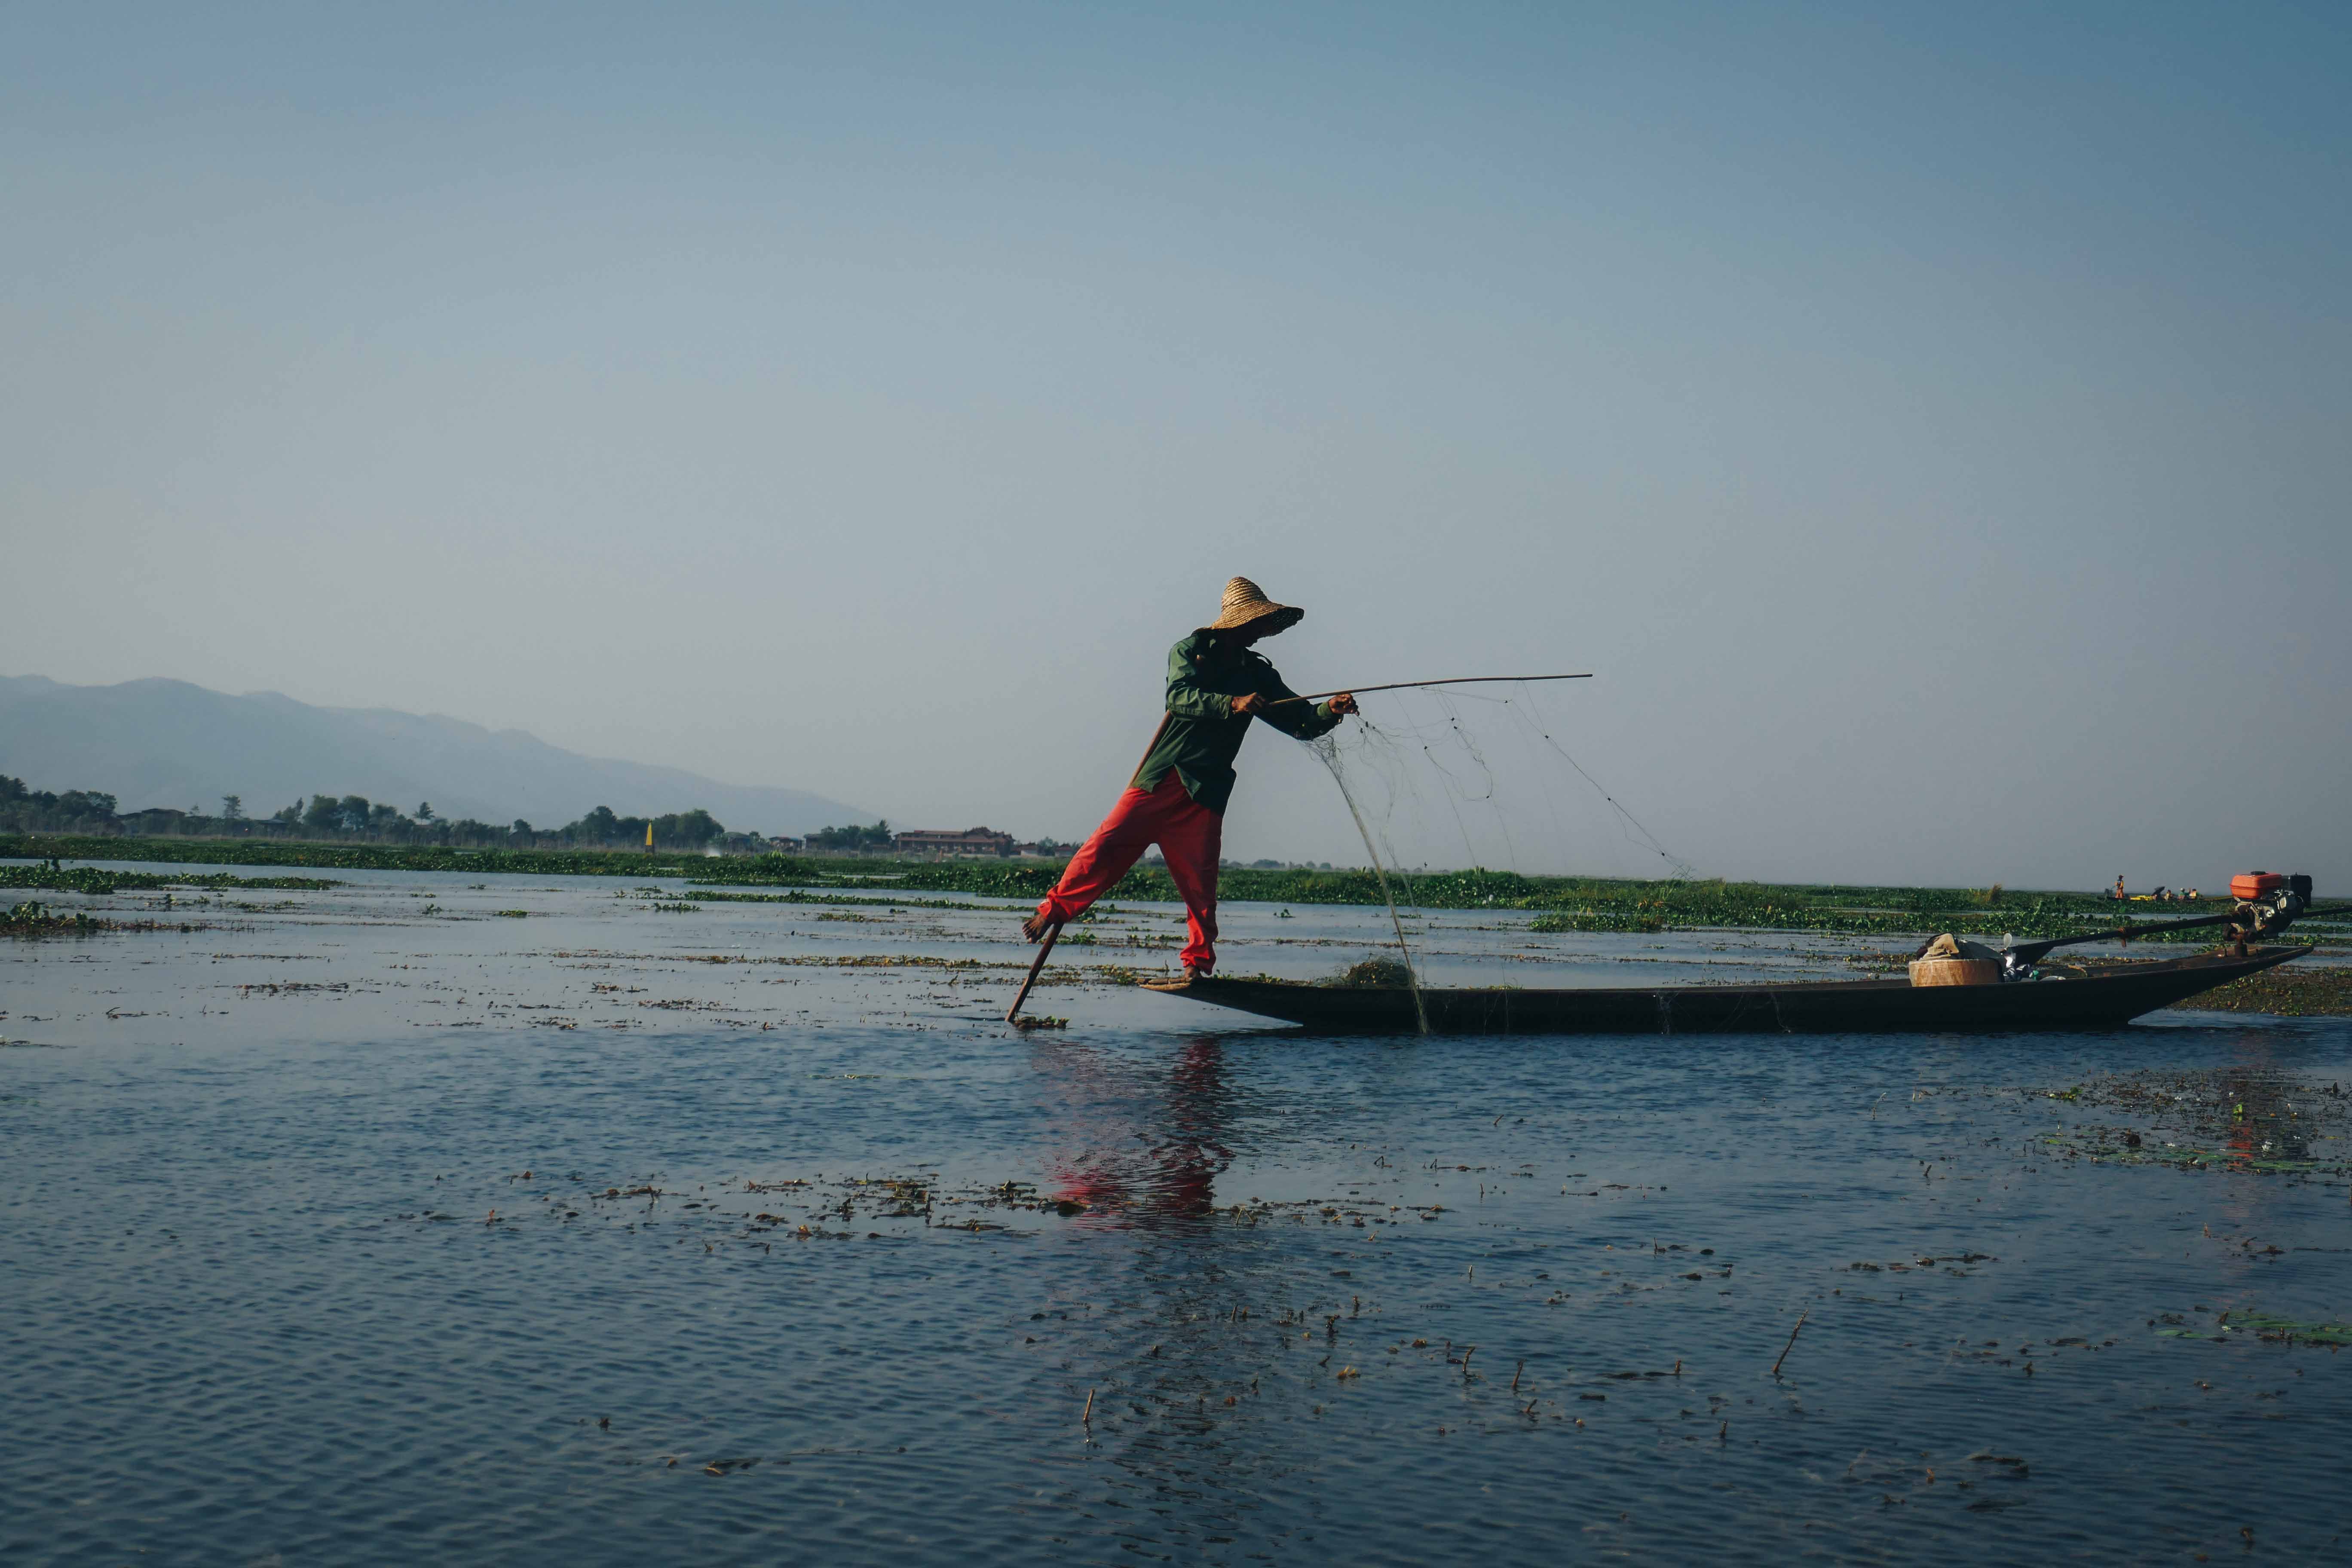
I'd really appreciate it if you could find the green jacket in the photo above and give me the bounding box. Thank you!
[1132,631,1344,815]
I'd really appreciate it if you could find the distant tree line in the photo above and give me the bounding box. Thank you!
[0,774,748,851]
[807,820,892,851]
[0,776,121,833]
[263,795,737,850]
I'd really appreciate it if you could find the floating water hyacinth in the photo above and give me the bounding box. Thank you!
[2154,1313,2352,1345]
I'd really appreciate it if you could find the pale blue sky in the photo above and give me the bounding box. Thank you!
[5,3,2346,886]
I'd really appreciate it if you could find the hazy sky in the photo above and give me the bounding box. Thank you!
[6,2,2347,888]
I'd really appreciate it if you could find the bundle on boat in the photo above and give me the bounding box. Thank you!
[1908,934,2003,987]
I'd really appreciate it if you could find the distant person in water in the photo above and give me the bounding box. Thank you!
[1023,577,1356,983]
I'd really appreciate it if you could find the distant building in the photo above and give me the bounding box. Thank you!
[894,826,1016,858]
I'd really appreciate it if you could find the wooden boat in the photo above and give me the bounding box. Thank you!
[1142,945,2306,1035]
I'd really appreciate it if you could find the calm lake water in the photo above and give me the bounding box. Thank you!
[5,865,2350,1565]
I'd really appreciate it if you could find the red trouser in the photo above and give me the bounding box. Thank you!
[1035,773,1223,972]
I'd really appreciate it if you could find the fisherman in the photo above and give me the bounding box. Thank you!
[1023,577,1356,982]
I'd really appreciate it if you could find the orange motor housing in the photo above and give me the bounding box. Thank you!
[2230,872,2285,901]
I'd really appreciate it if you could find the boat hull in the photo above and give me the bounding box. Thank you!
[1146,947,2307,1035]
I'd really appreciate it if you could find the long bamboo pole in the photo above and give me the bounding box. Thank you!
[1262,674,1591,709]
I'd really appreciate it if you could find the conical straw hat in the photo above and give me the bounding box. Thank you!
[1203,576,1304,635]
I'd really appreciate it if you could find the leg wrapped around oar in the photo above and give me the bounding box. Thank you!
[1029,774,1223,977]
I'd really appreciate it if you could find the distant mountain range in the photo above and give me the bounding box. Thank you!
[0,674,869,836]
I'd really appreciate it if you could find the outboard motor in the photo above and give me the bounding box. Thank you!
[2233,872,2311,938]
[1995,871,2321,980]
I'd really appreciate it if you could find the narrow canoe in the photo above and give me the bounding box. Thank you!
[1142,946,2307,1035]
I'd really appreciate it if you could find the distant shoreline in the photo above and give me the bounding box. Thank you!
[5,832,2342,950]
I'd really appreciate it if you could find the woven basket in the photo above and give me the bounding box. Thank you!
[1908,956,2001,987]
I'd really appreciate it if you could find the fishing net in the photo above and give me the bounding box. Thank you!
[1303,729,1429,1033]
[1297,680,1690,1033]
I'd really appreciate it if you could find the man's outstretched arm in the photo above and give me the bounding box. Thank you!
[1237,677,1355,736]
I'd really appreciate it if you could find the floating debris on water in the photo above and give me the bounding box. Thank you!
[1330,956,1415,988]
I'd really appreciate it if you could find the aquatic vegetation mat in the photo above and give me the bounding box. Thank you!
[2153,1311,2352,1346]
[0,863,341,894]
[2165,962,2352,1017]
[18,832,2350,950]
[2,900,202,937]
[2023,1068,2352,1178]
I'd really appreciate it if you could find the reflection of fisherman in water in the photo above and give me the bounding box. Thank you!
[1030,1033,1300,1535]
[1031,1036,1234,1223]
[2218,1060,2315,1167]
[2196,1049,2317,1266]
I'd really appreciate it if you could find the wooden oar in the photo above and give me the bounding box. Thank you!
[1006,919,1063,1023]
